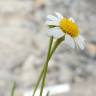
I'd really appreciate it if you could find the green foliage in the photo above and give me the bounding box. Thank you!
[48,25,56,28]
[11,81,16,96]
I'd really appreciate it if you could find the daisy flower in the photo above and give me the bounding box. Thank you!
[46,12,85,50]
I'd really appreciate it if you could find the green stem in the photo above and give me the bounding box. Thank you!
[33,35,65,96]
[11,81,16,96]
[39,36,65,96]
[32,37,53,96]
[49,35,65,59]
[39,60,48,96]
[46,91,50,96]
[39,37,53,96]
[32,65,45,96]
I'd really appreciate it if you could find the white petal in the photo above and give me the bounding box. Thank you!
[78,35,85,47]
[45,21,59,26]
[47,15,58,21]
[74,37,85,50]
[64,35,75,48]
[55,12,63,19]
[69,17,75,23]
[78,35,85,42]
[48,27,64,38]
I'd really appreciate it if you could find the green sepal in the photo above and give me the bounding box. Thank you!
[48,25,56,28]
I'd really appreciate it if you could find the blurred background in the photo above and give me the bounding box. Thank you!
[0,0,96,96]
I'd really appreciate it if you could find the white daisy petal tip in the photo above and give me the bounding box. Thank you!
[64,35,85,50]
[47,15,58,21]
[69,17,75,23]
[55,12,63,19]
[74,36,85,50]
[45,21,59,26]
[64,35,75,49]
[79,35,85,42]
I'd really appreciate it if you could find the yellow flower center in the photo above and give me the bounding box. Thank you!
[59,18,79,37]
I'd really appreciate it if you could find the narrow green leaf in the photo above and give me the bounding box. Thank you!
[33,37,53,96]
[11,81,16,96]
[46,91,50,96]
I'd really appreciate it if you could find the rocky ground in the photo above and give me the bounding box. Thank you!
[0,0,96,96]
